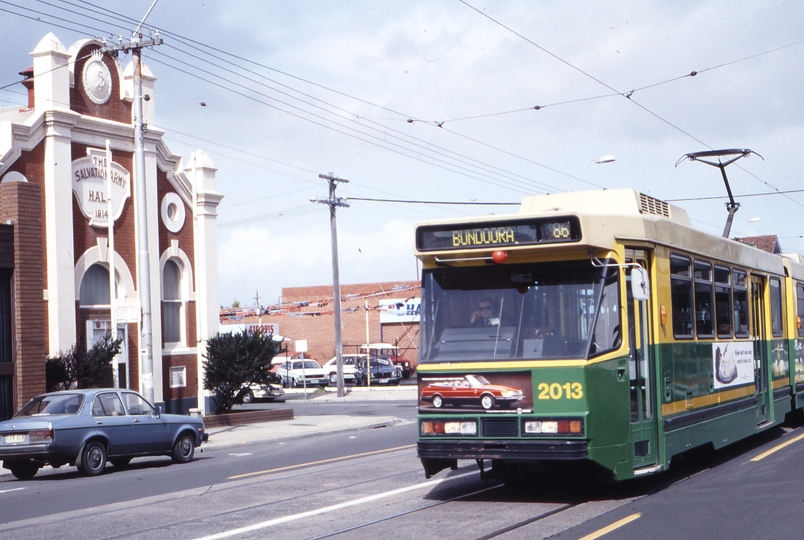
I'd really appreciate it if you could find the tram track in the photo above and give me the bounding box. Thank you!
[0,445,645,539]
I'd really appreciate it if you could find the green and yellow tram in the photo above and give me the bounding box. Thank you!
[415,189,802,481]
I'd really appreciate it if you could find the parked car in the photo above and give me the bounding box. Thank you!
[322,354,363,385]
[355,355,401,386]
[360,343,413,379]
[420,374,524,410]
[239,382,284,403]
[0,389,208,480]
[275,359,328,388]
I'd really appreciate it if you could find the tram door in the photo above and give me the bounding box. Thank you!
[626,249,657,468]
[750,276,770,425]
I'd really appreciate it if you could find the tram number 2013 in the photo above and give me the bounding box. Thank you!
[537,382,583,400]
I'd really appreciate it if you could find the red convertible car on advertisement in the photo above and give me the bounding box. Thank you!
[420,374,524,410]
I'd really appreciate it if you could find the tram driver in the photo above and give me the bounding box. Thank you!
[469,298,499,327]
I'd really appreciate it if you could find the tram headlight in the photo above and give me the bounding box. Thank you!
[523,418,584,436]
[421,420,477,436]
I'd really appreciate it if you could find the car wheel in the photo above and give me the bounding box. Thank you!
[432,394,444,408]
[480,394,495,410]
[291,377,298,388]
[110,457,132,468]
[241,389,254,404]
[79,441,107,476]
[171,433,195,463]
[8,461,39,480]
[329,372,338,384]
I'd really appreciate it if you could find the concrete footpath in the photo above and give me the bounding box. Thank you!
[203,386,417,451]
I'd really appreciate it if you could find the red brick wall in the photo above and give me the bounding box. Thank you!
[162,352,198,404]
[0,181,46,409]
[226,281,421,369]
[156,171,196,348]
[70,44,132,124]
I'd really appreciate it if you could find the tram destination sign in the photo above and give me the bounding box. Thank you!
[416,216,581,251]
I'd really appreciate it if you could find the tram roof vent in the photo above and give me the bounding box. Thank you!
[639,193,670,218]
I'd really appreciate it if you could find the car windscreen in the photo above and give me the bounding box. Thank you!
[17,394,84,416]
[419,260,620,362]
[293,361,322,370]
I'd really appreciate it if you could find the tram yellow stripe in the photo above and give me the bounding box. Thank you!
[772,378,789,389]
[578,513,641,540]
[661,385,755,416]
[417,360,586,371]
[750,431,804,462]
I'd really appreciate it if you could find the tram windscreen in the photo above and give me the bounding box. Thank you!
[419,260,620,362]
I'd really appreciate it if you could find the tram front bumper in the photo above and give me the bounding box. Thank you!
[418,439,589,461]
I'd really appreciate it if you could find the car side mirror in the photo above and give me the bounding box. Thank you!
[155,405,162,418]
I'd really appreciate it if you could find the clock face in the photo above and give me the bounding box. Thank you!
[82,56,113,105]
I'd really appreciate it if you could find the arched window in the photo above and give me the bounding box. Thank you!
[79,264,110,306]
[162,259,183,344]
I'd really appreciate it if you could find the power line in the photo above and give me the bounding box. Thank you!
[666,188,804,202]
[347,197,519,206]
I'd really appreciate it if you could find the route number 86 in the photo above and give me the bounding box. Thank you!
[537,382,583,400]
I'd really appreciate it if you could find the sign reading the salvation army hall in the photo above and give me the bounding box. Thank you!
[71,147,131,227]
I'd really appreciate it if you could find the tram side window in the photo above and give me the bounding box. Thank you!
[733,269,749,337]
[714,265,732,338]
[770,277,783,337]
[670,255,693,338]
[797,283,804,338]
[694,260,714,337]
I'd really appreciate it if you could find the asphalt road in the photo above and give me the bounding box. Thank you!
[2,397,804,539]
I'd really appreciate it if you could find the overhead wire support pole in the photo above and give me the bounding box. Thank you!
[675,148,763,239]
[101,31,163,404]
[312,173,350,398]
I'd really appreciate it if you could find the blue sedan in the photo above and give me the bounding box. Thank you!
[0,389,208,480]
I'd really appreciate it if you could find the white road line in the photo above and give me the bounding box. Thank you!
[0,487,25,494]
[194,471,476,540]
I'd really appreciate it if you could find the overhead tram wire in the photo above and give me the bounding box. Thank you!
[33,0,132,32]
[218,203,325,229]
[667,188,804,202]
[150,43,561,195]
[163,129,320,177]
[0,4,495,219]
[146,55,540,197]
[58,0,569,194]
[18,0,804,199]
[458,0,804,204]
[427,37,804,128]
[347,197,519,206]
[0,0,123,38]
[36,0,630,194]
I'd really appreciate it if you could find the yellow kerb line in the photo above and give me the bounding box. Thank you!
[228,444,416,479]
[750,431,804,462]
[578,513,641,540]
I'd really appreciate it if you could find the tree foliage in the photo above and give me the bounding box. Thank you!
[46,333,123,391]
[203,328,278,415]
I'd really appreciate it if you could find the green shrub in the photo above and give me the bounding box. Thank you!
[46,333,123,391]
[203,328,278,415]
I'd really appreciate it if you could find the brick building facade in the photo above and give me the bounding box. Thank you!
[222,281,421,369]
[0,34,222,418]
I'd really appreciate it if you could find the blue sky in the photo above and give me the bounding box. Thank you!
[2,1,803,306]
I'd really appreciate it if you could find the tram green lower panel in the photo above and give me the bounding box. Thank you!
[774,396,791,423]
[664,407,763,459]
[588,443,630,480]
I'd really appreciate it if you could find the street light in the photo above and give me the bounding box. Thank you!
[733,217,760,237]
[569,155,616,191]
